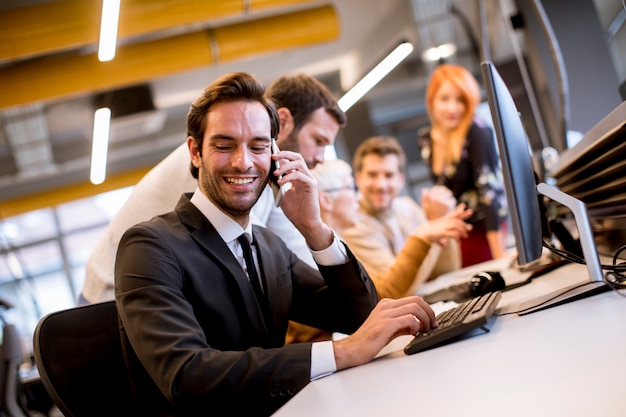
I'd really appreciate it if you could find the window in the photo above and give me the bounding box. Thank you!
[0,186,133,352]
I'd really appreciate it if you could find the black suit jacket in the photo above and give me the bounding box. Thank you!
[115,194,378,416]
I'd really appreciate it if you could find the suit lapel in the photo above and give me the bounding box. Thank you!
[174,196,270,338]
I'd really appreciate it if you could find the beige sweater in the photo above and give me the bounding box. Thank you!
[342,196,461,299]
[286,196,461,344]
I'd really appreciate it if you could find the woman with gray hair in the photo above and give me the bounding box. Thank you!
[311,158,359,234]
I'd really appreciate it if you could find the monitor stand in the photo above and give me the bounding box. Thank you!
[516,183,608,315]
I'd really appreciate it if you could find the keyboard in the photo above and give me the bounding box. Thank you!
[404,291,502,355]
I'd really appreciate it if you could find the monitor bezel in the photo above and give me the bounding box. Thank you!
[480,61,544,266]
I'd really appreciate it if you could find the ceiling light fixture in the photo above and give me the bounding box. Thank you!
[338,41,414,112]
[98,0,121,62]
[420,42,457,62]
[90,107,111,185]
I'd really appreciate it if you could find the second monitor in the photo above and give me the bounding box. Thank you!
[480,61,607,314]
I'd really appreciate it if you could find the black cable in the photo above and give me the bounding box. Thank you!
[542,240,626,288]
[496,242,626,316]
[611,244,626,280]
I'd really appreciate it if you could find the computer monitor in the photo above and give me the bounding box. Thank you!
[480,61,607,313]
[479,62,543,266]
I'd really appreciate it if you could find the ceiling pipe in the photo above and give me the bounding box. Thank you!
[0,0,319,63]
[0,4,339,110]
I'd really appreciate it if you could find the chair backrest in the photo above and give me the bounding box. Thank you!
[33,301,136,417]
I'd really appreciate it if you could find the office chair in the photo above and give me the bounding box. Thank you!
[33,301,137,417]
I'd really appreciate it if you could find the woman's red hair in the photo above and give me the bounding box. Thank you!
[425,64,481,164]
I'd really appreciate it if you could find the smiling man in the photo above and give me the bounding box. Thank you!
[342,135,465,297]
[114,73,438,416]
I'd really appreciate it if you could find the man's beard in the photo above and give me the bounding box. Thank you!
[278,129,316,169]
[199,161,267,220]
[277,129,300,153]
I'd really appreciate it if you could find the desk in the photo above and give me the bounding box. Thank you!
[273,261,626,417]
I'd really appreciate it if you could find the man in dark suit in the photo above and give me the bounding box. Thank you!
[115,72,437,416]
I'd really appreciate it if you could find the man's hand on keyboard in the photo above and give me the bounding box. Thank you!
[333,296,437,371]
[404,291,502,355]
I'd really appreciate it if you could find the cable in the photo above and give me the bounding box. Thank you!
[496,240,626,317]
[542,240,626,289]
[604,272,626,294]
[611,244,626,281]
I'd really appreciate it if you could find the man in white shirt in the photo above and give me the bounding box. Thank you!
[81,73,346,303]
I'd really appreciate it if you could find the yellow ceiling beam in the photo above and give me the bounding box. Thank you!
[0,167,152,219]
[0,30,215,109]
[0,0,318,62]
[216,5,339,62]
[0,5,339,110]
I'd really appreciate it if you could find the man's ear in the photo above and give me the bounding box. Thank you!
[318,192,334,212]
[188,136,201,169]
[277,107,294,138]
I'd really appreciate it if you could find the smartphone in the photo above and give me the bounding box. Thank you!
[269,138,285,207]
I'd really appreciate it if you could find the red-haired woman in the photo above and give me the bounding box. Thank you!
[418,64,508,267]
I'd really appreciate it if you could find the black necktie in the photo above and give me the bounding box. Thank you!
[237,234,268,313]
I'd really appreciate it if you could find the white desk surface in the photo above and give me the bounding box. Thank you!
[273,260,626,417]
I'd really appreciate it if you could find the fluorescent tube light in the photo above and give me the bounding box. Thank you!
[90,107,111,185]
[98,0,121,62]
[338,41,414,112]
[420,43,457,62]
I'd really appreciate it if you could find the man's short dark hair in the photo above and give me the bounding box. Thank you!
[186,72,279,179]
[266,73,346,135]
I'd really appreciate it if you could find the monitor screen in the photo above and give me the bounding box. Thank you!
[480,62,610,314]
[480,61,543,266]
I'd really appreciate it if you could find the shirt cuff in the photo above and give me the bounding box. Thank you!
[310,233,348,266]
[310,340,337,381]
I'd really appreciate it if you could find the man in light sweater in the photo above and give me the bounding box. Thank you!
[341,136,467,298]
